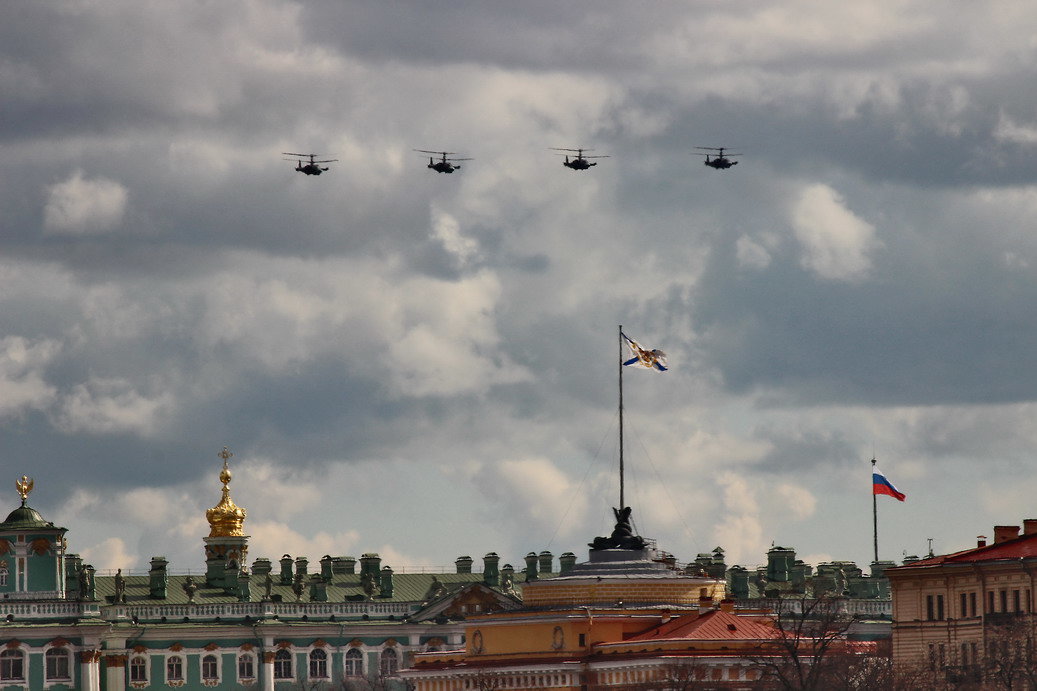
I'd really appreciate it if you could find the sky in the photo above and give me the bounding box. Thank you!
[4,1,1037,576]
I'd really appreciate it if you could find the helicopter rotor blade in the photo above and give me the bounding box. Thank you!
[548,147,593,153]
[414,149,458,156]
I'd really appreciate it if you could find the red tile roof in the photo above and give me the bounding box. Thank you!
[626,609,779,642]
[892,532,1037,568]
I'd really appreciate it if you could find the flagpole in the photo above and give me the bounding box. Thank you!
[872,457,878,563]
[618,325,625,509]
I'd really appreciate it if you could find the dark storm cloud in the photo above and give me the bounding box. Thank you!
[5,0,1037,569]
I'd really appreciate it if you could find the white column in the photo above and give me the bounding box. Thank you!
[79,650,101,691]
[261,651,275,690]
[103,654,126,691]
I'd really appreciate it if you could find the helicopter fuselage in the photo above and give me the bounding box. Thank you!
[563,158,596,170]
[429,160,459,173]
[704,157,736,169]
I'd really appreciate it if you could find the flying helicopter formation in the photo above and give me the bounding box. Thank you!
[284,145,742,176]
[694,146,740,170]
[549,147,610,171]
[283,153,338,175]
[414,150,473,174]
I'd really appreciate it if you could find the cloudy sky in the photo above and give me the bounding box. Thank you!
[4,1,1037,576]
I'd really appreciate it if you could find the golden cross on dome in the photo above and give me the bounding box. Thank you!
[15,476,33,502]
[218,446,233,465]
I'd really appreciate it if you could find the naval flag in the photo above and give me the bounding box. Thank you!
[621,332,668,371]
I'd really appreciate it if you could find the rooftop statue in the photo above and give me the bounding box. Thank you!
[589,506,648,551]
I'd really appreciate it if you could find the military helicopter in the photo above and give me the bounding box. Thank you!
[694,147,740,170]
[415,150,472,174]
[550,147,609,170]
[283,153,338,175]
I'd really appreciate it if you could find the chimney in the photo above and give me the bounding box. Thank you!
[360,553,381,580]
[698,593,713,613]
[482,553,500,587]
[236,569,251,602]
[719,598,735,613]
[320,555,334,581]
[338,557,357,575]
[524,552,538,581]
[295,556,309,581]
[994,525,1020,544]
[149,556,168,599]
[976,536,987,548]
[309,573,328,602]
[379,566,394,598]
[279,555,294,585]
[559,552,577,575]
[455,555,473,574]
[1024,520,1037,536]
[538,551,554,574]
[251,558,272,576]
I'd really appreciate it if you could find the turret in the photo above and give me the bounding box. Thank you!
[203,447,249,587]
[0,476,69,598]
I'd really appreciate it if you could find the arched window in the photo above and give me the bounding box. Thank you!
[166,655,184,682]
[237,653,255,681]
[274,649,292,679]
[201,654,219,681]
[45,646,71,680]
[308,649,328,679]
[380,647,398,677]
[0,649,24,681]
[129,655,148,683]
[344,647,363,677]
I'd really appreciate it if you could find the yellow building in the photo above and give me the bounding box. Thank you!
[401,507,783,690]
[886,519,1037,684]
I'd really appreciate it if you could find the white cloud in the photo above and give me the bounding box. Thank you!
[774,483,818,521]
[81,537,136,572]
[736,234,773,270]
[51,378,173,436]
[43,171,127,235]
[791,184,881,282]
[710,472,767,566]
[0,337,60,419]
[471,457,589,540]
[431,208,480,268]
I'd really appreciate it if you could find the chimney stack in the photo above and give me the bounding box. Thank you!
[455,555,473,574]
[1024,520,1037,536]
[977,536,987,548]
[994,525,1020,544]
[482,553,500,587]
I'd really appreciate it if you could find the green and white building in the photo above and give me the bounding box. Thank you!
[0,458,530,690]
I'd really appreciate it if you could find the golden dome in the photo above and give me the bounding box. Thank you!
[206,447,247,537]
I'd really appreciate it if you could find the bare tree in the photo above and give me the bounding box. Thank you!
[981,614,1037,690]
[749,595,862,690]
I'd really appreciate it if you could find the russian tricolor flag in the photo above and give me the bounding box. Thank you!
[873,467,906,502]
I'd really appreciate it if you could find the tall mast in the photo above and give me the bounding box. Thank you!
[618,325,625,509]
[872,458,878,563]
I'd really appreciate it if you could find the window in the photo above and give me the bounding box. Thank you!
[166,655,184,682]
[926,594,934,620]
[201,654,218,681]
[1001,590,1008,613]
[970,592,977,617]
[988,591,995,613]
[0,562,7,586]
[345,648,363,677]
[379,648,398,677]
[1014,590,1021,612]
[274,649,292,679]
[309,649,328,679]
[937,594,944,620]
[0,649,24,681]
[46,647,71,680]
[237,653,255,681]
[960,593,968,618]
[129,656,148,683]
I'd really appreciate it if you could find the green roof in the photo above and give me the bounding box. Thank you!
[0,502,61,530]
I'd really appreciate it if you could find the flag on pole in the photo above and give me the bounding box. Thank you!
[621,332,668,371]
[872,467,906,501]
